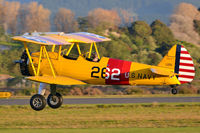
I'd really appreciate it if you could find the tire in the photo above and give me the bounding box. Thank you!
[171,88,178,95]
[47,93,63,109]
[30,94,46,111]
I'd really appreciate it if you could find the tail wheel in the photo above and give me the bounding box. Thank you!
[30,94,46,111]
[47,93,63,109]
[171,88,178,95]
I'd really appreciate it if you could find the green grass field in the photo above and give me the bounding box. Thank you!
[0,103,200,129]
[1,127,200,133]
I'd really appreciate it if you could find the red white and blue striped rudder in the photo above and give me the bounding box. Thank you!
[175,45,195,84]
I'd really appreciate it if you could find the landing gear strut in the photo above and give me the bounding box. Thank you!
[30,84,63,111]
[170,85,178,95]
[47,84,63,109]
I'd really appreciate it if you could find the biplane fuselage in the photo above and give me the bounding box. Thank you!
[29,52,179,86]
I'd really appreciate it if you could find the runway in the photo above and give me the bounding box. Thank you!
[0,97,200,105]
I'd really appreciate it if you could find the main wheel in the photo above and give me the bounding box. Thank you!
[47,93,63,109]
[30,94,46,111]
[171,88,178,95]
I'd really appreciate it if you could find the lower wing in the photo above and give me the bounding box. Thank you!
[26,76,86,85]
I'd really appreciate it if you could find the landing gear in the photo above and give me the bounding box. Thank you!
[47,93,63,109]
[30,84,63,111]
[170,85,178,95]
[171,88,178,95]
[30,94,46,111]
[47,84,63,109]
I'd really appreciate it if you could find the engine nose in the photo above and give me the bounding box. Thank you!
[19,50,31,76]
[14,60,23,64]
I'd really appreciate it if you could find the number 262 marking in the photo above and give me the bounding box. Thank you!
[91,66,120,80]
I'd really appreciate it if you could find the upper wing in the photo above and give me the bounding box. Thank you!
[26,76,86,85]
[12,35,71,45]
[12,32,111,44]
[63,32,111,43]
[150,68,176,77]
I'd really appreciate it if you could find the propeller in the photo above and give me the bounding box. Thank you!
[13,50,31,76]
[14,59,23,64]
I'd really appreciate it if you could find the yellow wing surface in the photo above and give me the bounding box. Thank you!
[26,76,86,85]
[63,32,111,43]
[12,32,111,45]
[12,35,72,45]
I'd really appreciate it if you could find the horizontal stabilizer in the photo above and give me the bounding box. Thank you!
[26,76,86,85]
[150,68,175,77]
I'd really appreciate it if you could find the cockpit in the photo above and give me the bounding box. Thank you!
[60,42,101,62]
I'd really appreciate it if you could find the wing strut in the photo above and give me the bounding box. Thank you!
[24,42,37,76]
[36,45,43,76]
[23,42,56,77]
[94,42,100,59]
[88,42,100,59]
[43,46,56,77]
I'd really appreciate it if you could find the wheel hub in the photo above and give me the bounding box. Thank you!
[50,96,59,105]
[33,98,42,107]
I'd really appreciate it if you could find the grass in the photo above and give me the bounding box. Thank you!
[1,127,200,133]
[0,103,200,128]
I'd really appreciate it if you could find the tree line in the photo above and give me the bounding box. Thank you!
[0,1,136,34]
[1,1,200,48]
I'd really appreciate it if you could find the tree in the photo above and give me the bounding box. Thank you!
[131,50,162,65]
[3,1,20,34]
[194,20,200,36]
[104,39,131,60]
[0,25,5,37]
[88,8,121,30]
[170,2,200,45]
[119,9,136,27]
[129,21,152,38]
[173,2,200,20]
[19,2,51,33]
[77,16,89,31]
[0,0,4,27]
[151,20,175,55]
[0,0,20,34]
[151,20,175,45]
[128,21,156,52]
[54,8,78,32]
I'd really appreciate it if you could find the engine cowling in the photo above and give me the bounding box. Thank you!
[20,50,31,76]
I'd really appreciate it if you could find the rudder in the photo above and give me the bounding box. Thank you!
[158,44,195,84]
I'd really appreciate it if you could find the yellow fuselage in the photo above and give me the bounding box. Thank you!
[29,52,179,86]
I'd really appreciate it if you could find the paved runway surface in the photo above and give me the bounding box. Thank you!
[0,97,200,105]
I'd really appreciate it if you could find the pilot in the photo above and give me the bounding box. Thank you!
[92,52,99,62]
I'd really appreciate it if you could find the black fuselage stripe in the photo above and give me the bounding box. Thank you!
[175,45,181,78]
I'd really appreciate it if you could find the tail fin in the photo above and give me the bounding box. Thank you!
[158,44,195,84]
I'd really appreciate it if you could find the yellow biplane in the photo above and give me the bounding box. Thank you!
[13,32,195,111]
